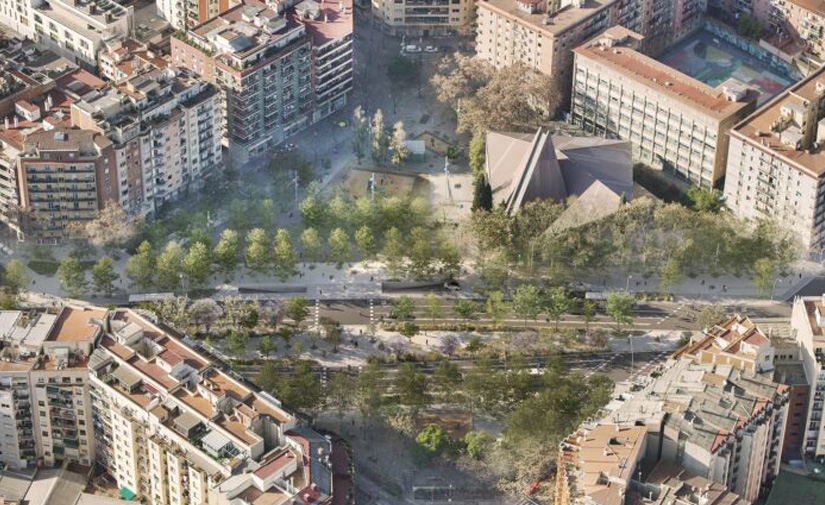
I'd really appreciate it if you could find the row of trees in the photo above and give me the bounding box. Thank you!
[392,289,635,332]
[470,196,798,294]
[351,107,411,167]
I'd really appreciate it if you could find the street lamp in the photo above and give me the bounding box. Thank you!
[625,274,633,292]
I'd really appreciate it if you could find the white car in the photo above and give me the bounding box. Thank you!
[424,45,438,53]
[404,44,422,53]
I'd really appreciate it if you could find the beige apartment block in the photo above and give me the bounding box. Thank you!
[571,27,757,187]
[370,0,474,36]
[790,295,825,458]
[724,64,825,252]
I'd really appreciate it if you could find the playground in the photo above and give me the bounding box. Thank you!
[339,167,421,198]
[658,29,793,105]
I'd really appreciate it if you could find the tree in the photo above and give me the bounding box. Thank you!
[371,109,389,163]
[357,361,385,419]
[183,242,212,288]
[3,259,29,294]
[57,256,87,297]
[433,359,461,401]
[326,371,357,416]
[91,256,119,296]
[228,330,249,358]
[400,321,419,339]
[245,228,269,275]
[512,285,542,327]
[273,229,297,281]
[409,226,432,279]
[300,228,323,263]
[189,298,222,332]
[606,292,635,332]
[156,242,185,291]
[126,240,155,290]
[221,297,259,329]
[389,121,410,167]
[696,304,727,330]
[328,228,350,268]
[72,200,142,248]
[352,106,368,162]
[425,292,442,322]
[286,297,310,326]
[437,237,461,279]
[486,291,508,327]
[686,186,726,213]
[382,227,405,277]
[582,300,597,333]
[391,296,415,320]
[355,225,377,260]
[545,286,570,331]
[658,256,682,292]
[468,133,486,176]
[258,335,276,357]
[737,14,763,39]
[472,173,493,212]
[300,192,326,228]
[753,257,777,298]
[463,431,494,460]
[320,317,344,347]
[415,425,449,458]
[454,299,477,322]
[214,229,240,280]
[395,363,428,411]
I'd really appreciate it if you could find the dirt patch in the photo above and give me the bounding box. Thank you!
[341,168,417,198]
[414,411,474,439]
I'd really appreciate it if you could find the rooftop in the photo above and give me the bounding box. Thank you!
[575,26,755,121]
[478,0,617,36]
[732,64,825,176]
[301,0,353,46]
[47,306,106,342]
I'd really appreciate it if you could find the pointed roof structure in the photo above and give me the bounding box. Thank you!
[485,128,632,223]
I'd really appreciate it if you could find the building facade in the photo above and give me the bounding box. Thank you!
[31,0,133,71]
[474,0,704,102]
[790,294,825,458]
[724,64,825,252]
[16,128,118,241]
[171,0,353,164]
[370,0,474,36]
[71,68,222,217]
[571,27,757,187]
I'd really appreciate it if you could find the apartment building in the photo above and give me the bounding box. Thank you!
[556,357,788,503]
[158,0,237,30]
[71,67,222,216]
[675,314,776,373]
[0,0,35,38]
[370,0,474,36]
[474,0,704,100]
[0,306,107,469]
[555,424,754,505]
[571,27,757,187]
[724,65,825,252]
[87,307,344,505]
[15,128,117,241]
[171,0,353,164]
[789,294,825,458]
[31,0,133,71]
[98,38,169,82]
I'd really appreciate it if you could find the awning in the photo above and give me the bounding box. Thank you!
[119,487,136,500]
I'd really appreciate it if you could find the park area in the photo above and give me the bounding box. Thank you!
[658,29,793,105]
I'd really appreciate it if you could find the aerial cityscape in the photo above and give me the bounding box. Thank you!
[1,0,825,504]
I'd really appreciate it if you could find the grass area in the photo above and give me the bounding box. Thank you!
[27,259,59,276]
[765,470,825,505]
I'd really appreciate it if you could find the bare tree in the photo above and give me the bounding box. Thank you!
[71,201,143,248]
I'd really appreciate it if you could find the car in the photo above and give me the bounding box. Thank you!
[404,44,422,53]
[424,45,438,53]
[444,280,460,292]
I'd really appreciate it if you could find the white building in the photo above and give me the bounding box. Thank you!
[790,294,825,457]
[724,64,825,252]
[31,0,133,70]
[0,0,35,37]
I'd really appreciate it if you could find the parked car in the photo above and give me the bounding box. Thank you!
[404,44,422,53]
[424,45,438,53]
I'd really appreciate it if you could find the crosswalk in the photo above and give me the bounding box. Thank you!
[627,350,671,383]
[313,299,321,329]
